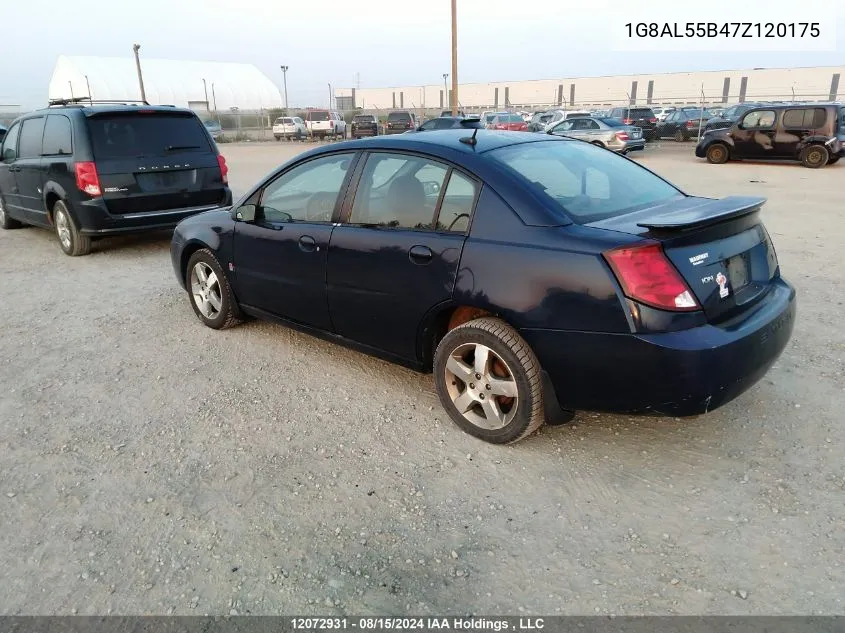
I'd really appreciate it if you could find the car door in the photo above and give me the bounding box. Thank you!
[37,114,73,226]
[13,116,47,222]
[0,121,22,215]
[326,151,477,360]
[733,109,778,158]
[232,151,359,331]
[659,111,677,137]
[777,107,826,157]
[575,117,602,141]
[550,118,577,138]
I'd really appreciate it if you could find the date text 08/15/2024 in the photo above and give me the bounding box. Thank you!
[624,22,820,38]
[290,618,546,631]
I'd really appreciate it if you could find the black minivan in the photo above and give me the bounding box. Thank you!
[0,101,232,255]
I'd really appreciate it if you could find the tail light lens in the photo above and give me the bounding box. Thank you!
[615,131,630,141]
[686,120,697,128]
[217,155,228,184]
[74,162,101,196]
[604,242,699,311]
[649,118,657,123]
[623,118,633,125]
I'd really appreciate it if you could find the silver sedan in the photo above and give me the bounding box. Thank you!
[547,116,645,154]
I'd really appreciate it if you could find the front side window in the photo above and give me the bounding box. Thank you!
[552,120,575,133]
[18,117,46,159]
[259,153,354,224]
[489,140,682,224]
[741,110,776,129]
[349,152,448,230]
[419,120,438,131]
[1,122,21,161]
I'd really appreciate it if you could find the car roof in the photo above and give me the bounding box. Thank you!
[32,104,195,118]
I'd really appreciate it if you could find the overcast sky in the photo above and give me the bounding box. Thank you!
[2,0,843,109]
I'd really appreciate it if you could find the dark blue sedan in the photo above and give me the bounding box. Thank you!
[170,130,796,444]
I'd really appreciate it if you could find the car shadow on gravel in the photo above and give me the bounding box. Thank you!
[17,225,173,256]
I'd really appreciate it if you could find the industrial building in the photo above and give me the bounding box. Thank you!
[335,65,845,112]
[48,56,283,112]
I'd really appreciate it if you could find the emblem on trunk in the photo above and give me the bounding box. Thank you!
[716,272,729,298]
[689,252,709,266]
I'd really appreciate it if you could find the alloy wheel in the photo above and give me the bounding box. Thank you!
[444,342,519,430]
[0,198,6,224]
[55,209,72,250]
[190,262,223,319]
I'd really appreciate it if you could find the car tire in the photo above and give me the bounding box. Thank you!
[53,200,91,256]
[0,195,23,230]
[827,155,840,165]
[800,144,829,168]
[185,249,240,330]
[434,317,545,444]
[705,143,730,164]
[673,130,685,142]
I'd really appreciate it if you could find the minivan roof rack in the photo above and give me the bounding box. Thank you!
[48,97,151,107]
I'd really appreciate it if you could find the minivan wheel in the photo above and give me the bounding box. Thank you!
[434,317,544,444]
[673,130,685,142]
[53,200,91,256]
[0,195,23,230]
[706,143,729,164]
[186,249,240,330]
[801,144,829,168]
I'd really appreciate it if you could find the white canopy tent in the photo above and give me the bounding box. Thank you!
[48,55,282,111]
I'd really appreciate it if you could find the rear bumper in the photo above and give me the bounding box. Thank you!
[522,278,796,416]
[74,189,233,236]
[352,128,378,137]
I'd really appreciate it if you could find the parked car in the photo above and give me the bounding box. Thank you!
[350,114,379,138]
[273,116,307,141]
[305,110,346,139]
[655,107,676,122]
[203,119,224,141]
[548,116,645,154]
[702,103,766,133]
[696,103,845,168]
[412,116,484,132]
[654,109,709,141]
[170,130,795,444]
[528,111,554,132]
[385,111,418,134]
[608,107,658,139]
[481,111,509,129]
[490,113,529,131]
[440,109,466,118]
[0,101,232,256]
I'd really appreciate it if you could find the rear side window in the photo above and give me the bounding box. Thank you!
[18,117,46,159]
[42,115,72,156]
[87,114,211,159]
[782,108,826,129]
[489,140,682,224]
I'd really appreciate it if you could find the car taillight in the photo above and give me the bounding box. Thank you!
[74,162,101,196]
[615,131,630,141]
[217,154,228,184]
[604,242,699,312]
[623,118,633,125]
[649,118,657,123]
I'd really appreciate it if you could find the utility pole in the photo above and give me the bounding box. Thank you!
[132,43,147,103]
[202,78,209,109]
[328,83,333,110]
[84,75,92,104]
[451,0,458,116]
[280,66,289,112]
[443,73,449,110]
[211,83,219,122]
[68,81,75,101]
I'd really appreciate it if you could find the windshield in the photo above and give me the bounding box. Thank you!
[88,114,211,158]
[488,140,682,223]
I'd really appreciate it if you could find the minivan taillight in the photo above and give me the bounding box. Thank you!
[74,162,101,196]
[217,155,228,184]
[604,242,699,311]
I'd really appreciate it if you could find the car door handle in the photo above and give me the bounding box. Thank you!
[408,245,433,264]
[298,235,317,252]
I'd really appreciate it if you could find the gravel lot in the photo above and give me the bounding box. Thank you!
[1,140,843,616]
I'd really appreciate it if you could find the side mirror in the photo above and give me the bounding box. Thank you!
[234,204,257,222]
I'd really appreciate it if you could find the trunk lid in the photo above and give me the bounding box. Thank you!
[86,111,226,215]
[591,196,779,321]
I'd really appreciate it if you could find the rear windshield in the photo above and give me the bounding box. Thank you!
[354,115,375,122]
[308,111,330,121]
[388,112,412,121]
[504,114,523,122]
[489,140,682,223]
[87,114,211,159]
[627,108,655,118]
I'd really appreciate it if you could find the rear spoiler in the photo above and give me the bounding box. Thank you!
[637,196,766,231]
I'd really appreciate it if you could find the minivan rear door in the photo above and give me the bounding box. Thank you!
[86,111,226,215]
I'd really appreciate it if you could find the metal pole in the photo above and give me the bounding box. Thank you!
[212,83,219,122]
[451,0,458,116]
[68,81,75,101]
[328,83,332,110]
[84,75,92,104]
[202,78,209,109]
[443,73,449,110]
[132,43,147,103]
[280,66,289,112]
[698,84,704,142]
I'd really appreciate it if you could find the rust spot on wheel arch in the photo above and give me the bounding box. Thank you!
[447,306,491,332]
